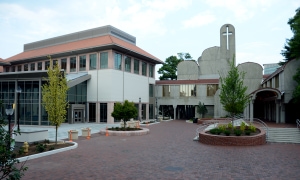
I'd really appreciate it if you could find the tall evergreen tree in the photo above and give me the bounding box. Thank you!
[42,56,69,144]
[158,53,193,80]
[280,7,300,63]
[280,7,300,103]
[219,60,249,118]
[158,56,183,80]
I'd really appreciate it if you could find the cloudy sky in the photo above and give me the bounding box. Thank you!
[0,0,299,77]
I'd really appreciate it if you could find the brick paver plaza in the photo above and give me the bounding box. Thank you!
[22,120,300,180]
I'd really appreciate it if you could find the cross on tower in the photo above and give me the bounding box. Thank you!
[222,26,233,50]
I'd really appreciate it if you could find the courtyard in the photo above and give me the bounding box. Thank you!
[21,120,300,180]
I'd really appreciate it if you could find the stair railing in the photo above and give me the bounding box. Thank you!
[243,118,269,139]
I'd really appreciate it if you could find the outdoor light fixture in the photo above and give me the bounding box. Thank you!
[16,86,22,131]
[5,104,14,150]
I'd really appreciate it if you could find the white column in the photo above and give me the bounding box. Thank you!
[281,103,285,123]
[276,100,280,123]
[107,102,114,124]
[146,104,149,120]
[250,100,254,123]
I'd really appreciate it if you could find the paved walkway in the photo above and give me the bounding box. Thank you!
[21,120,300,180]
[18,123,119,141]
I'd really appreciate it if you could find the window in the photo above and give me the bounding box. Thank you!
[38,62,42,70]
[114,53,122,70]
[275,75,279,88]
[45,61,50,70]
[180,85,196,97]
[149,84,154,97]
[162,85,170,97]
[61,58,67,71]
[149,104,154,119]
[207,84,218,96]
[70,57,77,72]
[100,103,107,122]
[142,62,147,76]
[11,66,15,72]
[100,52,108,69]
[125,56,131,72]
[134,59,139,74]
[79,55,86,71]
[149,64,154,77]
[5,67,9,72]
[30,63,35,71]
[89,54,97,70]
[17,65,22,71]
[53,59,58,67]
[24,64,28,71]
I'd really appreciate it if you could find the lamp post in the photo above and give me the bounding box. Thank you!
[5,104,14,150]
[16,86,22,131]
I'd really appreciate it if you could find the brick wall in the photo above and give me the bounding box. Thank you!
[199,128,266,146]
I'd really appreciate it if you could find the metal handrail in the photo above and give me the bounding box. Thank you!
[296,119,300,129]
[195,122,216,138]
[243,118,269,139]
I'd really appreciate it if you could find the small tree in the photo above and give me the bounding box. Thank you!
[0,101,28,180]
[111,100,138,128]
[197,101,208,118]
[219,59,249,119]
[42,56,69,144]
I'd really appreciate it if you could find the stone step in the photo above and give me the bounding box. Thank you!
[266,128,300,143]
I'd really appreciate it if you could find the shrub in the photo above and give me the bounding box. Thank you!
[227,122,233,129]
[234,129,242,136]
[245,130,251,135]
[44,139,50,144]
[49,146,55,151]
[224,130,231,136]
[240,122,246,132]
[36,143,47,152]
[249,124,256,132]
[218,124,227,132]
[18,147,25,155]
[209,128,222,135]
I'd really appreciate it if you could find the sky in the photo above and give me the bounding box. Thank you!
[0,0,299,79]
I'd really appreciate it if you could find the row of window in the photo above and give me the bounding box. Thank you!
[5,52,155,77]
[162,84,219,97]
[263,75,279,88]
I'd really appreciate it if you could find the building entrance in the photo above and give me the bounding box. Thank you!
[74,109,83,123]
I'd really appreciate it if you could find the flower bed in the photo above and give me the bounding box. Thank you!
[199,127,266,146]
[99,128,149,136]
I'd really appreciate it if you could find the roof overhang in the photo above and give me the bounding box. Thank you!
[0,71,48,79]
[7,44,163,66]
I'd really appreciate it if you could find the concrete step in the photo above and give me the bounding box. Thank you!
[266,128,300,143]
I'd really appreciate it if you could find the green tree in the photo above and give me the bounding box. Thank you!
[177,53,193,60]
[0,101,28,180]
[280,7,300,63]
[293,68,300,103]
[42,56,69,144]
[219,59,249,119]
[196,101,208,118]
[280,7,300,103]
[158,56,183,80]
[111,100,138,128]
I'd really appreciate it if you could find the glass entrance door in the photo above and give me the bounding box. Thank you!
[74,110,83,123]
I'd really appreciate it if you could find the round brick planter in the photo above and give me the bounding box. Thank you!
[199,127,266,146]
[99,128,149,136]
